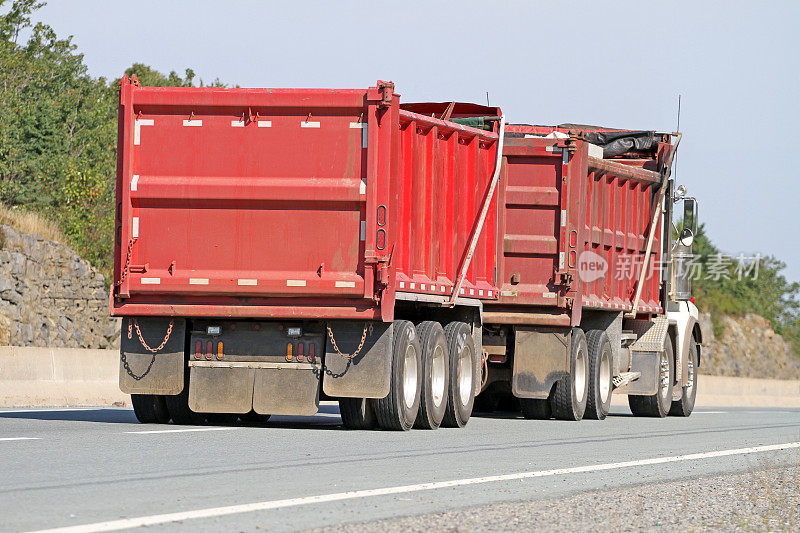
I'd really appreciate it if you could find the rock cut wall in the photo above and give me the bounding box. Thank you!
[0,224,119,348]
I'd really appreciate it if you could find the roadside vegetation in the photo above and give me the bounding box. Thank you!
[0,0,798,358]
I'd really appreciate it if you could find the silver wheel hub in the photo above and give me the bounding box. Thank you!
[431,345,446,408]
[599,351,611,403]
[458,345,472,406]
[574,345,587,402]
[659,354,670,399]
[403,344,418,410]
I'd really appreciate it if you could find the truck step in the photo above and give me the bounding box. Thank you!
[621,331,638,345]
[612,371,641,389]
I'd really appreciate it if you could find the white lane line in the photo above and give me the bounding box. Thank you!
[29,441,800,533]
[0,408,100,414]
[692,411,727,414]
[0,437,41,442]
[125,427,239,435]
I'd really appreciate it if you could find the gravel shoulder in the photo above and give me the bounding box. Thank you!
[310,463,799,533]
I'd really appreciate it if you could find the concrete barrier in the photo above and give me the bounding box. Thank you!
[0,346,129,407]
[1,346,799,408]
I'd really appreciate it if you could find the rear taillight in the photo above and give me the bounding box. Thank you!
[206,340,213,360]
[195,340,202,360]
[286,342,293,361]
[217,341,224,360]
[308,343,316,363]
[297,342,305,362]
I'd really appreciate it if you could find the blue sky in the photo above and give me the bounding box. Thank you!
[34,0,800,281]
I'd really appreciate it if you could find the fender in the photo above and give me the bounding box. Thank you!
[665,301,699,387]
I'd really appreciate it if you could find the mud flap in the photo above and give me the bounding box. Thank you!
[119,317,185,395]
[511,326,570,399]
[253,364,320,415]
[322,321,392,398]
[188,364,254,414]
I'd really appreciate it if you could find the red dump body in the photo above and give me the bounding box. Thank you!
[112,80,671,326]
[489,127,669,327]
[111,80,500,321]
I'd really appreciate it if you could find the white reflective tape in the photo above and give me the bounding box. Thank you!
[300,121,320,128]
[286,280,306,287]
[399,281,405,288]
[189,278,209,285]
[563,150,569,164]
[131,217,139,238]
[350,122,368,148]
[257,121,272,128]
[441,286,446,292]
[559,252,565,270]
[542,292,556,299]
[134,119,154,145]
[335,281,356,288]
[410,283,416,289]
[231,120,245,127]
[561,209,567,227]
[460,288,465,294]
[183,119,203,127]
[421,284,426,290]
[478,290,484,296]
[131,175,139,192]
[141,278,160,285]
[469,289,475,295]
[359,179,366,195]
[360,221,366,241]
[237,279,257,286]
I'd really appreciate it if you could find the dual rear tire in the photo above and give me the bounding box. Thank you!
[344,319,477,431]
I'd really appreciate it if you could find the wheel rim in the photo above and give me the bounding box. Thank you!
[431,344,446,408]
[686,356,695,396]
[403,344,418,410]
[599,350,611,403]
[458,345,472,406]
[659,351,670,400]
[574,344,587,402]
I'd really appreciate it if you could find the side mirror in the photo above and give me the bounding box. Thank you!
[683,198,697,233]
[679,227,694,247]
[680,198,697,247]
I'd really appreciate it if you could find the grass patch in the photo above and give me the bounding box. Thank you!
[0,204,67,244]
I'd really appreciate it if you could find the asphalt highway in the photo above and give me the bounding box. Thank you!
[0,404,798,532]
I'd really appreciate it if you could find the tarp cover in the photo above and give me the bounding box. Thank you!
[577,130,657,158]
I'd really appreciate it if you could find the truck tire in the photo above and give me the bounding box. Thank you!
[585,330,613,420]
[520,398,551,420]
[551,328,589,421]
[131,394,157,423]
[152,395,171,424]
[629,336,675,417]
[442,321,477,428]
[165,381,206,425]
[413,321,449,429]
[670,339,698,417]
[373,320,422,431]
[240,410,271,425]
[339,398,376,430]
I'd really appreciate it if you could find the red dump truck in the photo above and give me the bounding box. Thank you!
[113,78,702,429]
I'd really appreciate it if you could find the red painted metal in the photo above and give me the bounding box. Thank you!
[111,79,501,320]
[111,80,671,325]
[490,127,672,325]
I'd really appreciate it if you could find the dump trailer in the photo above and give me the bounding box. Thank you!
[113,78,701,429]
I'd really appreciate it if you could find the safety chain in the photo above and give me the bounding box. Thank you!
[326,323,369,361]
[115,237,138,287]
[121,319,174,381]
